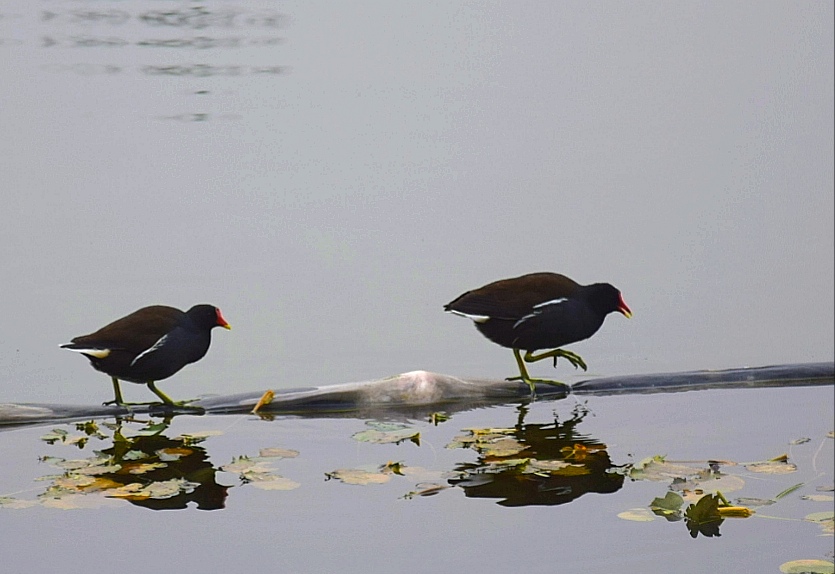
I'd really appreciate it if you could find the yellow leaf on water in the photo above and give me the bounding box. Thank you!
[252,390,275,414]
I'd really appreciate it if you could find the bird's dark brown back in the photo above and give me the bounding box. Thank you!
[70,305,185,354]
[445,272,581,320]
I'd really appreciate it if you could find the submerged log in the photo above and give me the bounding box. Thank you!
[1,362,832,427]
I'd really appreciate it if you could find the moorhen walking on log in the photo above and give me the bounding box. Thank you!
[61,304,231,406]
[444,273,631,394]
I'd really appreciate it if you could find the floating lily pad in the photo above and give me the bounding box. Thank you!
[629,457,704,482]
[259,448,300,459]
[106,478,198,500]
[125,462,168,475]
[735,497,776,507]
[40,429,69,444]
[805,511,835,523]
[479,437,527,458]
[352,426,420,445]
[650,491,684,519]
[222,457,273,474]
[39,493,120,510]
[133,423,169,436]
[618,508,656,522]
[156,447,193,461]
[250,476,300,491]
[0,497,38,509]
[122,450,148,461]
[745,460,798,474]
[326,467,392,485]
[528,459,575,472]
[801,494,834,502]
[174,430,223,444]
[402,482,450,499]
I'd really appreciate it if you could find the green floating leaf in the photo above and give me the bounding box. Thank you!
[801,494,834,502]
[735,497,775,508]
[629,457,703,482]
[402,482,450,499]
[428,412,449,425]
[650,491,684,518]
[250,476,300,491]
[745,460,798,474]
[804,511,835,523]
[174,430,223,444]
[0,497,39,509]
[617,508,656,522]
[39,493,120,510]
[528,459,574,472]
[126,462,168,475]
[134,423,170,436]
[120,451,145,462]
[684,493,724,538]
[54,459,95,471]
[681,474,746,497]
[221,457,273,474]
[75,463,121,476]
[325,468,391,485]
[352,428,420,446]
[479,437,527,458]
[156,447,193,462]
[40,429,69,444]
[259,448,299,459]
[106,478,198,500]
[779,559,834,574]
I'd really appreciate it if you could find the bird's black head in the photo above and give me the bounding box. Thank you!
[584,284,632,318]
[186,304,232,331]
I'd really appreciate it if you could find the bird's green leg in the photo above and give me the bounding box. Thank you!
[147,381,176,405]
[146,381,200,409]
[524,348,587,371]
[505,348,569,396]
[102,377,126,406]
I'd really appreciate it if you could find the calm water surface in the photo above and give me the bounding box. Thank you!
[1,1,833,573]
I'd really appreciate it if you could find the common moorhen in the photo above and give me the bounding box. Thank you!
[444,273,631,393]
[61,304,231,406]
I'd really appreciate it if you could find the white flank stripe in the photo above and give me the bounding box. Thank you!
[130,334,169,366]
[513,311,540,329]
[63,347,111,358]
[446,309,490,323]
[532,297,568,309]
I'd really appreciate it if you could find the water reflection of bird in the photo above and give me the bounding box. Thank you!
[61,304,231,406]
[444,272,631,393]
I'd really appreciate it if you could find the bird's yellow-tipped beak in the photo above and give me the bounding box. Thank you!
[216,308,232,330]
[618,294,632,318]
[222,323,232,330]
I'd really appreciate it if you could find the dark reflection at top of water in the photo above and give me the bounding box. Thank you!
[40,6,285,30]
[448,404,625,507]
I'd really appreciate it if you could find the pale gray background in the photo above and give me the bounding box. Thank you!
[1,1,832,405]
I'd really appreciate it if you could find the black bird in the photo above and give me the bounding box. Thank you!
[444,273,631,393]
[61,304,231,406]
